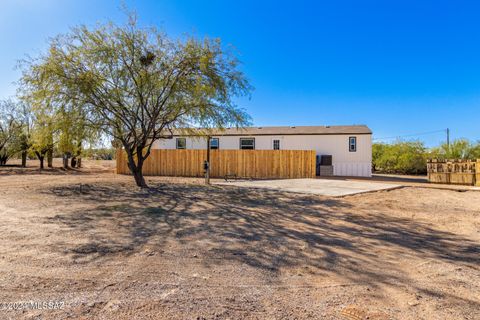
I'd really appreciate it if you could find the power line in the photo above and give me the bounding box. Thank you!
[373,129,447,141]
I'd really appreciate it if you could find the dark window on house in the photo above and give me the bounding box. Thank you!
[240,138,255,150]
[176,138,186,149]
[273,139,280,150]
[210,138,219,149]
[349,136,357,152]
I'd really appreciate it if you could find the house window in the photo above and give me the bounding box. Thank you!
[240,138,255,150]
[273,139,280,150]
[210,138,219,149]
[349,136,357,152]
[176,138,186,149]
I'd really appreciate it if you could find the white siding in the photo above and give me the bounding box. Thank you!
[152,134,372,177]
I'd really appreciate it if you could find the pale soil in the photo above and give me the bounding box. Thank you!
[0,160,479,319]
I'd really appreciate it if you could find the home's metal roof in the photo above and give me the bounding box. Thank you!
[171,125,372,136]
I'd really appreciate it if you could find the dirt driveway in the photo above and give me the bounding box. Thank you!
[0,160,479,319]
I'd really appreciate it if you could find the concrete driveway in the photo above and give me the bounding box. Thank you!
[215,178,401,197]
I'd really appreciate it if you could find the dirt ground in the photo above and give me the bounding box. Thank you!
[0,160,479,320]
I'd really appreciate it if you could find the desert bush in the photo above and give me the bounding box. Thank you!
[373,139,480,175]
[373,141,427,174]
[429,139,480,160]
[83,148,116,160]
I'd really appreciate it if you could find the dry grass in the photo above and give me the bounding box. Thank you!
[0,160,478,319]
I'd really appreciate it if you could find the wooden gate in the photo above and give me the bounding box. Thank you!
[116,149,316,179]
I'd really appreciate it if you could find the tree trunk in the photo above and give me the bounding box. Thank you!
[0,150,9,165]
[126,151,148,188]
[132,167,148,188]
[63,154,69,169]
[77,158,82,168]
[71,157,77,168]
[21,151,27,167]
[39,157,44,169]
[75,142,82,168]
[35,151,45,169]
[47,149,53,168]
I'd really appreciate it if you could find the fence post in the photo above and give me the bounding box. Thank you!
[476,159,480,187]
[205,136,211,185]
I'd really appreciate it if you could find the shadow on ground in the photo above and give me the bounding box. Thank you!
[42,181,479,306]
[0,166,96,176]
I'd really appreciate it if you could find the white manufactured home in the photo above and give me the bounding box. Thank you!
[152,125,372,177]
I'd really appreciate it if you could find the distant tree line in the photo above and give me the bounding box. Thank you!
[373,139,480,174]
[83,148,117,160]
[0,98,100,168]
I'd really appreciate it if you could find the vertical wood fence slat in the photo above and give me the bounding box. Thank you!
[476,160,480,187]
[427,159,478,186]
[116,149,316,179]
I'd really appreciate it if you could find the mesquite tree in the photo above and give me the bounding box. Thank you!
[21,17,251,187]
[56,105,95,169]
[0,99,24,165]
[29,107,55,169]
[14,101,33,167]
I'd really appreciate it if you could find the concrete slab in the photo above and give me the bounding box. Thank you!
[215,178,402,197]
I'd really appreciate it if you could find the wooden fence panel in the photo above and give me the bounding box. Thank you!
[476,160,480,187]
[116,149,316,179]
[427,159,478,186]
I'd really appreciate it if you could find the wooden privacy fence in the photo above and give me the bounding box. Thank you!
[427,159,480,186]
[116,149,316,179]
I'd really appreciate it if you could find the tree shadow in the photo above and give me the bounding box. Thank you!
[0,166,99,176]
[41,181,479,305]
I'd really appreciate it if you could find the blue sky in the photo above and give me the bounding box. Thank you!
[1,0,479,146]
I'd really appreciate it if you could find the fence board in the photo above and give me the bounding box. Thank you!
[427,159,478,186]
[477,161,480,187]
[116,149,316,179]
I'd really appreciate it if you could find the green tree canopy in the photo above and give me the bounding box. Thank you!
[0,99,25,165]
[29,108,55,169]
[21,16,252,187]
[430,139,480,160]
[372,141,427,174]
[373,139,480,175]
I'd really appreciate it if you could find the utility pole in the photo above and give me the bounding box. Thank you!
[446,128,450,151]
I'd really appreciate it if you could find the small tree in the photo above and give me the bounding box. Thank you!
[56,104,97,168]
[29,109,55,169]
[0,99,24,165]
[21,16,251,187]
[15,101,34,167]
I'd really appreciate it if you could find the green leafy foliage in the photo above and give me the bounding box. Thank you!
[430,139,480,160]
[20,14,252,186]
[29,107,55,168]
[0,99,26,165]
[373,141,427,174]
[83,148,116,160]
[373,139,480,174]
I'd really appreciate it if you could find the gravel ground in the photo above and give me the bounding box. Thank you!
[215,178,401,196]
[0,160,479,319]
